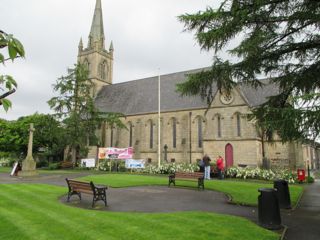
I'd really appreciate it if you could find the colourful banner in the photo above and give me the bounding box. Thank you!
[98,147,133,159]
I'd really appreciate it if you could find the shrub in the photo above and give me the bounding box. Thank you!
[307,176,314,183]
[97,159,127,172]
[0,157,16,167]
[48,163,60,170]
[36,160,49,168]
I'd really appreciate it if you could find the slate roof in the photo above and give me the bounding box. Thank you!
[94,68,280,115]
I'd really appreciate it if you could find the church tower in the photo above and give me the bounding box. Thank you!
[78,0,114,97]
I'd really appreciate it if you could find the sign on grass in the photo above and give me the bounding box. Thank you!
[125,159,145,169]
[81,158,96,168]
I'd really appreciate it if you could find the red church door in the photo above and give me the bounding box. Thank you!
[225,144,234,168]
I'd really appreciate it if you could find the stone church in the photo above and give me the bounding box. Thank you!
[78,0,318,170]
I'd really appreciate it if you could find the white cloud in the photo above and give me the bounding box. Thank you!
[1,0,216,120]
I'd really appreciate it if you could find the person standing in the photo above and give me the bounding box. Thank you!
[216,155,224,179]
[203,154,211,180]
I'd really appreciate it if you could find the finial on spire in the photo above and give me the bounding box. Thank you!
[109,41,114,52]
[78,37,83,51]
[88,0,105,49]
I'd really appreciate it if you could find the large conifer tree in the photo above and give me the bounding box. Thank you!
[177,0,320,141]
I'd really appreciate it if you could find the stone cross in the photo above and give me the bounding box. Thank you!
[20,123,38,177]
[27,123,35,158]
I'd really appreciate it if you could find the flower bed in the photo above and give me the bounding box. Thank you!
[225,167,297,183]
[142,163,200,174]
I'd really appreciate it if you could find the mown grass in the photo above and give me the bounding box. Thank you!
[0,184,278,240]
[0,167,11,173]
[80,173,303,206]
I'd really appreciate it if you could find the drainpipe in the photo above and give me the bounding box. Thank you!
[189,112,192,164]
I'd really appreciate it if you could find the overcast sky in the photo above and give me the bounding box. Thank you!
[1,0,220,120]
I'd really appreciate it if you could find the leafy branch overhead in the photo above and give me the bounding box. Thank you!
[0,30,25,111]
[177,0,320,141]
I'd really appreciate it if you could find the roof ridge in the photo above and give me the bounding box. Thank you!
[106,66,210,88]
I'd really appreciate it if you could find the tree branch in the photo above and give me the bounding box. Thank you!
[0,89,16,105]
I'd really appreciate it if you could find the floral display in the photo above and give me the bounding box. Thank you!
[225,167,297,183]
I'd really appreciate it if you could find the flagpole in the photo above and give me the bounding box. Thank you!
[158,68,161,168]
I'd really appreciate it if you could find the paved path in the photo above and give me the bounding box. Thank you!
[1,171,319,239]
[282,179,320,240]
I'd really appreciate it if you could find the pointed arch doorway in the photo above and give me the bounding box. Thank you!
[225,143,234,168]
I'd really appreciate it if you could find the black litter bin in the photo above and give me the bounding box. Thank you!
[274,179,291,209]
[258,188,282,230]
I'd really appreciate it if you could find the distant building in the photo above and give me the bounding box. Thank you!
[77,0,318,170]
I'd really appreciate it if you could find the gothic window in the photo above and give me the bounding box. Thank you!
[84,59,90,75]
[149,120,153,149]
[129,122,133,147]
[98,61,106,79]
[198,117,203,148]
[236,113,241,137]
[172,118,177,148]
[110,127,113,147]
[217,115,222,137]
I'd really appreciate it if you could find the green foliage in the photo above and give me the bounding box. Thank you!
[307,176,314,183]
[48,162,60,170]
[0,114,65,160]
[48,63,99,160]
[98,159,127,172]
[48,63,125,161]
[178,0,320,141]
[0,157,16,167]
[0,30,25,111]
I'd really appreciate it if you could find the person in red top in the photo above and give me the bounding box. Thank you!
[216,155,224,179]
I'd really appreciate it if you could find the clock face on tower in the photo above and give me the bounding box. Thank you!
[220,92,234,105]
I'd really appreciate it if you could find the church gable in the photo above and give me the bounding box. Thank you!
[210,87,249,108]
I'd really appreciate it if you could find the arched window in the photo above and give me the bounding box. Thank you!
[217,115,222,137]
[236,113,241,137]
[172,118,177,148]
[99,61,106,79]
[128,122,133,147]
[110,127,113,147]
[149,120,154,149]
[83,59,90,75]
[198,117,203,148]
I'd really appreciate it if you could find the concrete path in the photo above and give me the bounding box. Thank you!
[1,171,319,239]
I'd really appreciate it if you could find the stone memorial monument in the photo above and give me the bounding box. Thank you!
[19,123,38,176]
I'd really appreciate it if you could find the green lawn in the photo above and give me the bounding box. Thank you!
[0,184,278,240]
[81,173,303,206]
[0,167,11,173]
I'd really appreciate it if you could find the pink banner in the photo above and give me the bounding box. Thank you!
[99,147,133,159]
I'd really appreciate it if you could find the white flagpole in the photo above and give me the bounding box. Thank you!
[158,68,161,168]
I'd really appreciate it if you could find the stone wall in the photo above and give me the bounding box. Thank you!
[97,87,303,168]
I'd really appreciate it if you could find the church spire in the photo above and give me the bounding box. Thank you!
[88,0,105,49]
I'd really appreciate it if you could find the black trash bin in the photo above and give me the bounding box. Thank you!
[274,179,291,209]
[258,188,282,230]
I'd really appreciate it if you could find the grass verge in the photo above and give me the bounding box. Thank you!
[80,173,303,206]
[0,184,278,240]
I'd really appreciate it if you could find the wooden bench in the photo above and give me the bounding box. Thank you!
[168,172,205,190]
[60,161,74,169]
[65,178,108,207]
